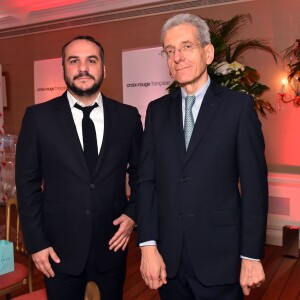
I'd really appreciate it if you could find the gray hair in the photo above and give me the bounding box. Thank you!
[161,13,211,46]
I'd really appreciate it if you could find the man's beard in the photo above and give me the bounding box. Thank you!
[64,70,104,97]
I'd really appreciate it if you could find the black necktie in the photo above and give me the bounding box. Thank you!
[74,102,98,174]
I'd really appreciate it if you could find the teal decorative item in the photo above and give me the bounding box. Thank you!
[0,240,14,275]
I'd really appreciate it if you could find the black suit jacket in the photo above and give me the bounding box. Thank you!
[137,81,268,286]
[16,92,143,275]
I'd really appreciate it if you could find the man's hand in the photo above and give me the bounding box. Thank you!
[109,214,135,251]
[140,246,167,290]
[31,247,60,278]
[240,259,265,296]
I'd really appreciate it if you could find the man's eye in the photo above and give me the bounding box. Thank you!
[69,59,78,64]
[88,59,97,64]
[165,49,174,55]
[183,44,193,50]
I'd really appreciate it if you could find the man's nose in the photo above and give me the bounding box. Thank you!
[173,49,185,62]
[78,62,88,71]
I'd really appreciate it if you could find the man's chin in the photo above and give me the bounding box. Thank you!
[65,76,103,97]
[173,74,192,83]
[68,86,93,96]
[176,79,192,86]
[176,75,201,86]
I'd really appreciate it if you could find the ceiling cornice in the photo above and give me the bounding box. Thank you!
[0,0,254,39]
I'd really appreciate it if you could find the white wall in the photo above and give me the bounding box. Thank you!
[267,173,300,247]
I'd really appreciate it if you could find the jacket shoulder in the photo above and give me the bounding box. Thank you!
[26,94,66,112]
[213,82,252,101]
[103,96,139,115]
[148,88,181,109]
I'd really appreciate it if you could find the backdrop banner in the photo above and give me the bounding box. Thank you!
[34,58,66,104]
[122,47,172,125]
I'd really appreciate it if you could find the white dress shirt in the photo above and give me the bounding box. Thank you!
[67,91,104,153]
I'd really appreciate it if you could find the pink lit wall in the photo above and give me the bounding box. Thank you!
[0,0,299,176]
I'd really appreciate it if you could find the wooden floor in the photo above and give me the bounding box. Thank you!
[1,204,300,299]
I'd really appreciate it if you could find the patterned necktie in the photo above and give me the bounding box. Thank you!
[184,95,196,150]
[74,102,98,174]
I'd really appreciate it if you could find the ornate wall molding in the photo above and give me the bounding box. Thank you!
[0,0,254,39]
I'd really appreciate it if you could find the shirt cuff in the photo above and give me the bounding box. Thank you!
[139,240,157,247]
[240,255,260,261]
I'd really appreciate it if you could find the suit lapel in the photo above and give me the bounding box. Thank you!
[169,90,186,164]
[183,81,221,167]
[93,95,118,176]
[54,92,89,174]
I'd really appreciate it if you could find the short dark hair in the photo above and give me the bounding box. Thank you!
[62,35,105,64]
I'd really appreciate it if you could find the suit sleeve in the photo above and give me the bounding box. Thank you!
[15,107,50,254]
[238,96,268,259]
[136,103,159,243]
[124,107,143,221]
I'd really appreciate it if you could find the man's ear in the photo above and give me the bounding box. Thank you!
[103,65,106,79]
[205,44,214,65]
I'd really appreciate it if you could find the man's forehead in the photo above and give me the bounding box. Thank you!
[163,24,198,44]
[65,40,100,56]
[66,39,98,51]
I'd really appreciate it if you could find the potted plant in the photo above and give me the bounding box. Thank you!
[168,14,279,117]
[283,39,300,97]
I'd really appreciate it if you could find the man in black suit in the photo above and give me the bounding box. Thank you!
[137,13,268,299]
[16,36,142,300]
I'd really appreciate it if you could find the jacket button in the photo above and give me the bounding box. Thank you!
[179,213,183,220]
[90,183,95,189]
[85,210,91,215]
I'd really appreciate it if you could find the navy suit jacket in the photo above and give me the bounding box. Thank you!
[137,81,268,286]
[16,92,143,275]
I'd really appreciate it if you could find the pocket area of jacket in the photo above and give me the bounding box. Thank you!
[210,208,241,226]
[42,201,65,215]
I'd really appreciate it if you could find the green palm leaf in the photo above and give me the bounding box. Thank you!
[167,13,278,117]
[229,39,278,62]
[284,40,300,80]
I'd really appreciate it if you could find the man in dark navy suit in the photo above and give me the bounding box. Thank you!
[16,36,142,300]
[137,13,268,299]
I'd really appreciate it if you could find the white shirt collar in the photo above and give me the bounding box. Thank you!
[67,90,103,109]
[181,76,211,100]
